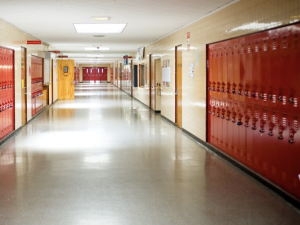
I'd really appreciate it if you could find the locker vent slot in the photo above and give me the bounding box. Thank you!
[272,39,277,50]
[282,37,287,49]
[293,120,298,130]
[294,38,298,48]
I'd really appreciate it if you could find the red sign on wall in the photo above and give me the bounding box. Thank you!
[27,40,42,45]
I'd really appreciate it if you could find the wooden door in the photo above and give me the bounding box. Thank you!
[21,47,27,125]
[57,60,75,100]
[149,54,155,110]
[150,55,156,110]
[154,58,162,112]
[175,45,182,127]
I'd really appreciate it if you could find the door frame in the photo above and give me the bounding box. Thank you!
[175,45,182,127]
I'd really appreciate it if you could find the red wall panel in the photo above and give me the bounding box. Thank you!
[207,23,300,201]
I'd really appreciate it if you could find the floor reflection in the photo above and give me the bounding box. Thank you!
[0,83,299,225]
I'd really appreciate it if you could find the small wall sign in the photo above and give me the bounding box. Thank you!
[64,66,68,73]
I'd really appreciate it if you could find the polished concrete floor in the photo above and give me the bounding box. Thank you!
[0,83,300,225]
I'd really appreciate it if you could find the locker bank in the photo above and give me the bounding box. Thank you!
[1,0,300,224]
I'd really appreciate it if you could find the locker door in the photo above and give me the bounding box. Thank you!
[244,40,253,101]
[274,113,290,190]
[259,37,271,108]
[221,99,229,153]
[251,105,262,174]
[259,108,270,177]
[290,31,300,114]
[252,39,260,103]
[103,68,107,81]
[226,99,234,157]
[238,41,246,102]
[268,112,280,185]
[245,104,254,168]
[210,97,216,146]
[0,48,3,139]
[211,48,218,97]
[237,101,246,164]
[97,68,100,81]
[227,45,233,100]
[233,43,240,101]
[214,98,222,148]
[278,32,292,112]
[232,100,240,160]
[221,46,228,99]
[216,47,223,98]
[207,97,213,143]
[290,115,300,199]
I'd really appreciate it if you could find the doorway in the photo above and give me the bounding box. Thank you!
[175,45,182,128]
[21,47,27,125]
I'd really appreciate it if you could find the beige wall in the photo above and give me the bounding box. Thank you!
[123,0,300,142]
[79,64,111,83]
[0,19,49,129]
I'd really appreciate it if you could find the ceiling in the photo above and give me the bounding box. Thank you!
[0,0,236,64]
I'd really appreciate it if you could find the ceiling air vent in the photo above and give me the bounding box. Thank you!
[93,35,105,38]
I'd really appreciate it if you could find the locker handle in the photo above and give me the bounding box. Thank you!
[289,97,293,104]
[269,94,273,100]
[259,93,264,99]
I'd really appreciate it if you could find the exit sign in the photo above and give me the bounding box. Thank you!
[27,40,42,45]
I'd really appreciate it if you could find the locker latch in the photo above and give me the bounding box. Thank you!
[216,108,220,117]
[278,95,282,102]
[221,109,225,119]
[278,125,285,140]
[237,114,243,126]
[252,118,258,130]
[289,128,296,143]
[244,116,250,127]
[212,107,216,116]
[217,82,220,92]
[212,82,216,91]
[221,82,226,93]
[268,122,275,136]
[259,120,266,133]
[259,92,264,99]
[269,93,273,100]
[289,96,293,104]
[227,82,231,93]
[238,84,243,95]
[232,83,237,94]
[226,110,231,121]
[232,112,237,123]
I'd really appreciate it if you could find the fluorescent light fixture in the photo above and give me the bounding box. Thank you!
[93,17,109,20]
[74,24,126,34]
[84,47,110,51]
[87,55,104,57]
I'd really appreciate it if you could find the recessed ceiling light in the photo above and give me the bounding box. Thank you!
[84,47,110,51]
[74,24,126,34]
[92,17,109,20]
